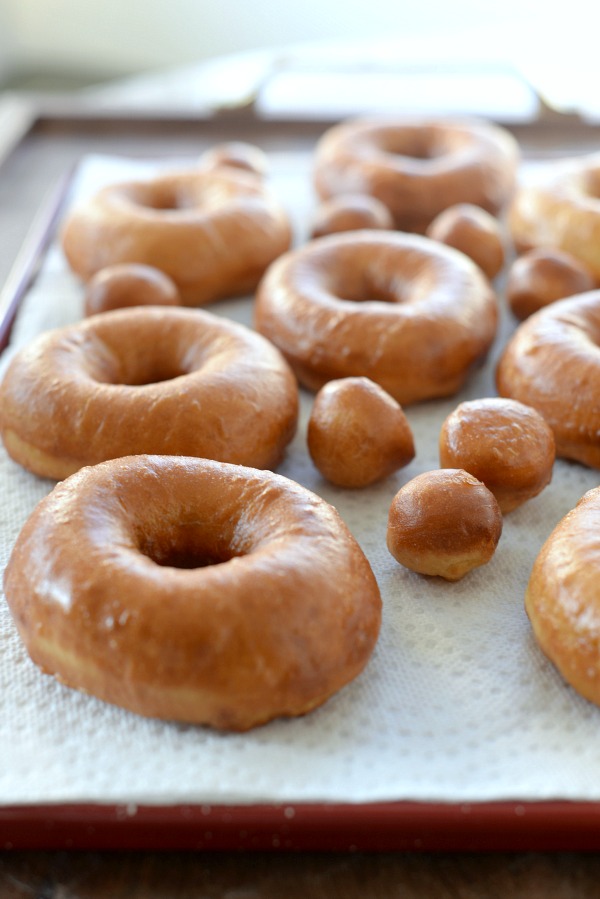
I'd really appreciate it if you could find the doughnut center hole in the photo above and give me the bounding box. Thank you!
[139,531,236,569]
[330,266,409,304]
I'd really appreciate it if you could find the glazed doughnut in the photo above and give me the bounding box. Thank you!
[387,469,503,581]
[313,117,519,233]
[525,485,600,707]
[84,263,181,316]
[496,291,600,468]
[425,203,505,280]
[255,231,498,405]
[61,165,291,305]
[199,141,268,178]
[439,397,555,513]
[3,455,382,730]
[506,247,595,321]
[0,306,298,480]
[509,152,600,280]
[309,194,394,239]
[307,376,415,488]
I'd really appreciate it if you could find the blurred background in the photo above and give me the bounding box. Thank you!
[0,0,598,119]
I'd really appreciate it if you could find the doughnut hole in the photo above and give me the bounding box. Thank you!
[506,248,595,320]
[439,397,555,513]
[84,264,181,316]
[199,141,268,178]
[309,194,394,239]
[426,203,505,280]
[387,469,502,581]
[307,377,415,488]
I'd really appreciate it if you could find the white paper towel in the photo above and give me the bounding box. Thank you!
[1,151,599,808]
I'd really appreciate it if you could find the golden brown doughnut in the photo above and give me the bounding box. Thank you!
[506,247,595,321]
[0,306,298,480]
[509,153,600,279]
[307,376,415,487]
[3,455,382,730]
[525,485,600,707]
[313,117,519,233]
[439,397,555,513]
[84,263,181,316]
[61,165,291,305]
[425,203,505,280]
[199,141,268,178]
[386,469,502,581]
[309,194,394,239]
[255,231,498,405]
[496,291,600,468]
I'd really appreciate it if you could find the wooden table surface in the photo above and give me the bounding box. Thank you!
[3,96,600,895]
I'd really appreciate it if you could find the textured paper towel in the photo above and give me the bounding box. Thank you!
[1,152,600,807]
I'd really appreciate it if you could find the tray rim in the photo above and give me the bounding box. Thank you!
[3,99,600,852]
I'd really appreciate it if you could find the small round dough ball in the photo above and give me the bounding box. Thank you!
[387,468,503,581]
[426,203,505,280]
[310,194,395,239]
[84,263,181,316]
[200,141,268,178]
[307,376,415,488]
[439,397,555,514]
[506,247,595,320]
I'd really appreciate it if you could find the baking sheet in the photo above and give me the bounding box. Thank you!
[2,148,600,822]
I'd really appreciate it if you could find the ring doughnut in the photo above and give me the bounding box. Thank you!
[313,117,519,233]
[496,291,600,468]
[3,455,382,730]
[509,153,600,280]
[0,306,298,480]
[525,485,600,707]
[61,165,291,305]
[255,231,498,405]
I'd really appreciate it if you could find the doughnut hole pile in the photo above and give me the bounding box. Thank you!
[439,397,555,514]
[425,203,505,280]
[506,247,595,320]
[307,377,415,488]
[387,469,503,581]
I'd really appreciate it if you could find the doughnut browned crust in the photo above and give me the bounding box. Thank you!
[0,306,298,480]
[425,203,505,280]
[496,291,600,468]
[307,376,415,487]
[3,455,382,730]
[84,263,181,316]
[313,117,519,233]
[439,398,555,513]
[509,153,600,280]
[386,469,503,581]
[255,231,498,405]
[506,248,595,321]
[525,485,600,707]
[310,194,394,239]
[61,166,291,306]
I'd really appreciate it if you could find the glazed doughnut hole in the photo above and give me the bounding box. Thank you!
[506,247,595,320]
[199,141,268,178]
[84,264,181,316]
[309,194,395,239]
[387,469,503,581]
[425,203,505,280]
[307,376,415,488]
[439,397,555,514]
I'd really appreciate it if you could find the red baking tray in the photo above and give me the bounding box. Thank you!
[3,100,600,852]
